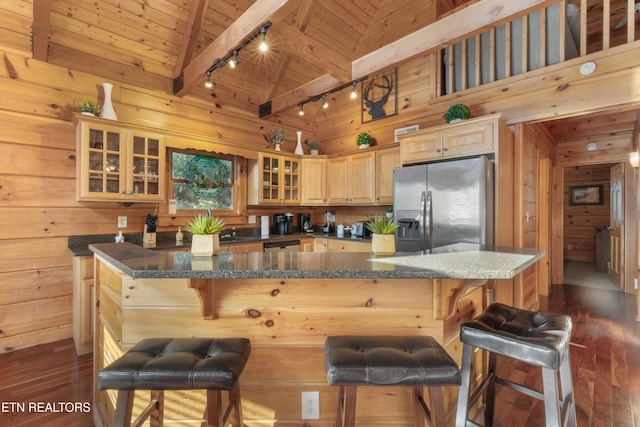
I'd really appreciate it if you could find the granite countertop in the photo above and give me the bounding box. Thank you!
[68,231,370,256]
[89,242,543,280]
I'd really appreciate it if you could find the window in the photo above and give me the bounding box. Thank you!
[170,149,235,210]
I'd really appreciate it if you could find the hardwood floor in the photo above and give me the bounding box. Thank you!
[0,285,638,426]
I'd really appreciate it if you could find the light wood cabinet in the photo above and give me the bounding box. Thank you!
[300,237,314,252]
[314,238,328,252]
[327,239,371,252]
[375,147,401,204]
[224,242,263,253]
[327,152,376,205]
[301,158,327,205]
[400,114,497,164]
[72,256,94,355]
[75,115,165,202]
[249,153,301,205]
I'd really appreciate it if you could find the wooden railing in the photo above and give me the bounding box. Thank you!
[437,0,639,96]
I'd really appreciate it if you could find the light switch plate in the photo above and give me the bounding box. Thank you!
[118,216,127,228]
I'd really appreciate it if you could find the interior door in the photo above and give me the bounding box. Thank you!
[609,163,624,288]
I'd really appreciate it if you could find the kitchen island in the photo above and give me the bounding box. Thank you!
[90,242,542,426]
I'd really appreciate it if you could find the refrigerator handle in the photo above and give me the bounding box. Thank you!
[422,191,432,251]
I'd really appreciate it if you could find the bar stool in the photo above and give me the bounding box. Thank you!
[98,337,251,427]
[325,335,461,426]
[455,303,577,427]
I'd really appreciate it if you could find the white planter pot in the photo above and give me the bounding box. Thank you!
[358,143,370,149]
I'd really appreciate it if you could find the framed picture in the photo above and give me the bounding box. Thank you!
[569,185,603,205]
[361,68,397,123]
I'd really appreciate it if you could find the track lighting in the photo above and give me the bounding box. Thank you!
[322,94,328,109]
[350,81,358,99]
[203,23,271,88]
[291,77,366,116]
[259,27,268,52]
[298,103,304,116]
[229,50,238,68]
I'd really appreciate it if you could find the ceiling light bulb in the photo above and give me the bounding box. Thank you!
[322,94,328,109]
[229,51,238,68]
[259,28,268,52]
[350,82,358,99]
[205,71,213,89]
[298,104,304,116]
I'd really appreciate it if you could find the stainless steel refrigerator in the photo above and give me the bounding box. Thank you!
[393,156,494,252]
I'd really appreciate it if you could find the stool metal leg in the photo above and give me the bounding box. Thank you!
[455,343,474,427]
[484,352,497,427]
[559,353,577,427]
[542,367,561,427]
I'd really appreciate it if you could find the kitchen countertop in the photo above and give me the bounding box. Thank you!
[89,242,543,280]
[68,231,370,256]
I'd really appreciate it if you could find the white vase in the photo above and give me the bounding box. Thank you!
[100,82,117,120]
[294,131,304,155]
[274,143,281,151]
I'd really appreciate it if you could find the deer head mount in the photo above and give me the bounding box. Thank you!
[362,70,396,121]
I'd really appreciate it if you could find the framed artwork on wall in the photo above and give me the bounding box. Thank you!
[361,68,397,123]
[569,185,603,205]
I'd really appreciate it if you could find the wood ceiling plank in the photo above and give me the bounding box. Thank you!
[32,0,51,61]
[352,0,559,79]
[174,0,295,97]
[174,0,210,76]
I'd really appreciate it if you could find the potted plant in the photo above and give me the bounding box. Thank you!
[356,131,371,149]
[73,99,102,116]
[444,104,471,123]
[269,128,285,151]
[308,139,321,155]
[365,215,399,255]
[184,215,225,256]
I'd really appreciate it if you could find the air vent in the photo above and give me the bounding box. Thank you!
[394,125,420,142]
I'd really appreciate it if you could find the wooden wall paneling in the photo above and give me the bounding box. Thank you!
[0,6,32,56]
[0,237,71,273]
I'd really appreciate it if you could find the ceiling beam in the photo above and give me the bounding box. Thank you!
[173,0,295,97]
[352,0,558,79]
[173,0,210,77]
[32,0,52,61]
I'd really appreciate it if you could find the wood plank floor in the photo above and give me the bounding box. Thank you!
[0,284,638,426]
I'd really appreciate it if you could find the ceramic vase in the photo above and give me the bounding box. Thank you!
[100,83,118,120]
[274,143,281,151]
[191,233,220,257]
[294,131,304,155]
[371,234,395,255]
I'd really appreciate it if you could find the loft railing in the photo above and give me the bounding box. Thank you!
[437,0,639,96]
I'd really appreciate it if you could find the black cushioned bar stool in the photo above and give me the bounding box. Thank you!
[455,303,577,427]
[325,335,461,427]
[98,337,251,427]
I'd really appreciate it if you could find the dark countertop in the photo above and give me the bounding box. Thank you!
[68,231,370,256]
[89,242,543,280]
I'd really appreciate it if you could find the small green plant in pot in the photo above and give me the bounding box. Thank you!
[74,99,102,116]
[269,128,285,151]
[356,131,371,149]
[366,215,399,255]
[444,104,471,123]
[308,139,321,155]
[185,215,225,256]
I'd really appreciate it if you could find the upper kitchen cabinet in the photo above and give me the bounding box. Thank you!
[375,147,401,204]
[327,152,376,205]
[301,157,327,205]
[248,153,300,205]
[400,113,501,164]
[74,115,165,202]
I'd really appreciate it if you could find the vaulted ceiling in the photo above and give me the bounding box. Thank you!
[10,0,640,139]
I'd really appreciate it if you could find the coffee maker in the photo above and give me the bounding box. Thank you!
[299,213,312,232]
[272,213,293,234]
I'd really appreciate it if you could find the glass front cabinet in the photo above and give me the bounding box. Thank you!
[248,153,300,205]
[75,115,165,202]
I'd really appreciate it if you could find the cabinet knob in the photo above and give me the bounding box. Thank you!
[442,147,448,152]
[436,148,442,153]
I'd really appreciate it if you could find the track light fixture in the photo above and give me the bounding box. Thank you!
[295,77,366,112]
[203,22,271,88]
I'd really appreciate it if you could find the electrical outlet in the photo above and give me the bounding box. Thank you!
[248,215,256,224]
[118,216,127,228]
[301,391,319,419]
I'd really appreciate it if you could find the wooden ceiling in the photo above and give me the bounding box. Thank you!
[13,0,640,139]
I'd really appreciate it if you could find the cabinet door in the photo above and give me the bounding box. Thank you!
[127,131,165,201]
[224,242,263,253]
[301,159,327,205]
[260,154,282,204]
[327,239,371,252]
[326,157,348,204]
[281,157,300,204]
[375,148,400,205]
[314,238,328,252]
[400,131,442,163]
[349,152,376,204]
[77,120,126,200]
[442,120,494,157]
